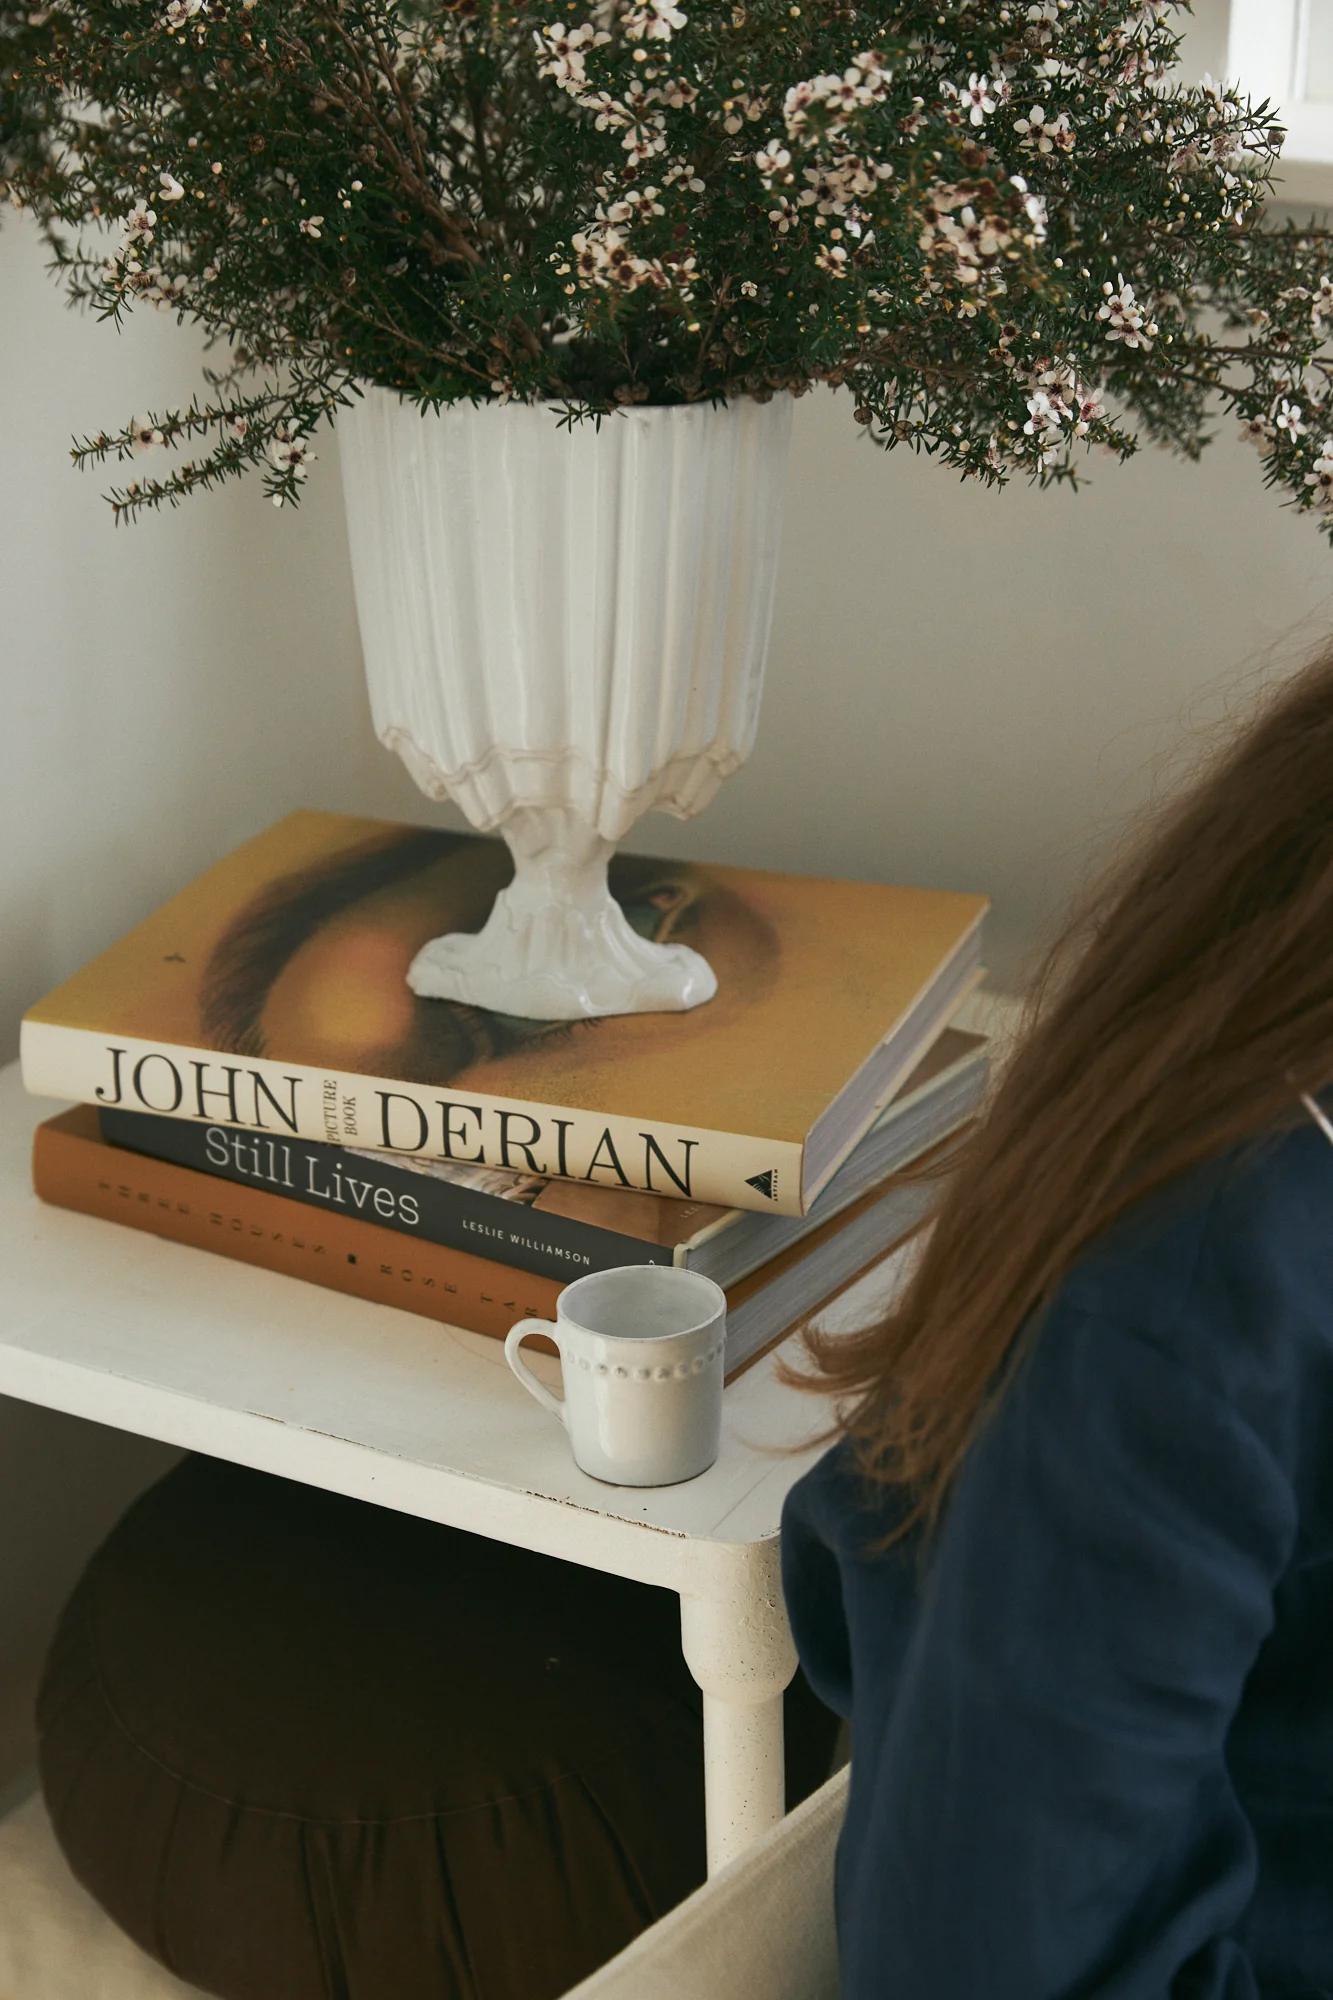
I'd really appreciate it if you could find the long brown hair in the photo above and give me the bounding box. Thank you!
[798,645,1333,1543]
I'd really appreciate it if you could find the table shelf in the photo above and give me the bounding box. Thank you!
[0,993,1018,1872]
[0,1064,848,1593]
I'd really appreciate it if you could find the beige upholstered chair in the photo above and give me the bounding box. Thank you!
[0,1765,847,2000]
[564,1762,846,2000]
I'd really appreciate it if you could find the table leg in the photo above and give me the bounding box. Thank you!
[679,1546,798,1875]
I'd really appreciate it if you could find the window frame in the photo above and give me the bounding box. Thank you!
[1229,0,1333,205]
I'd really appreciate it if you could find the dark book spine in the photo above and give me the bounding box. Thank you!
[97,1108,668,1283]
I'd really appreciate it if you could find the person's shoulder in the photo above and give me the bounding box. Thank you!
[1061,1097,1333,1394]
[781,1423,931,1587]
[783,1432,884,1538]
[787,1104,1333,1559]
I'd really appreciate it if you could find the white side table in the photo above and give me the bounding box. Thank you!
[0,992,1014,1872]
[0,1065,850,1872]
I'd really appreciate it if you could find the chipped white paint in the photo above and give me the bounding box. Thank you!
[680,1541,797,1871]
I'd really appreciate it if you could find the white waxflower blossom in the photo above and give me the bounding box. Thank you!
[587,90,630,132]
[755,143,792,179]
[1014,104,1074,154]
[779,57,891,148]
[621,119,669,166]
[1274,399,1308,442]
[1023,391,1057,437]
[162,0,202,26]
[1016,358,1106,450]
[569,221,677,293]
[269,429,316,478]
[623,0,686,44]
[125,199,156,243]
[158,171,186,201]
[797,153,893,225]
[1098,275,1152,349]
[961,74,997,126]
[1011,177,1049,239]
[941,206,1006,261]
[533,20,605,91]
[1238,414,1276,453]
[918,186,1023,289]
[722,92,764,136]
[299,215,325,238]
[597,186,664,224]
[131,417,164,452]
[139,265,188,307]
[1304,443,1333,506]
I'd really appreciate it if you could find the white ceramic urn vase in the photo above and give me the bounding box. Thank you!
[338,392,793,1021]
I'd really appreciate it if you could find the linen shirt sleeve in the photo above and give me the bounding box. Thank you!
[828,1299,1300,2000]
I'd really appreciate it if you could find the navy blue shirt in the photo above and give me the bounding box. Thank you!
[781,1108,1333,1998]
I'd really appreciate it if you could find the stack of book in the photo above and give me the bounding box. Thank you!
[20,812,990,1380]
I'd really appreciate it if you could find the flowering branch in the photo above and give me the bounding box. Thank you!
[2,0,1333,540]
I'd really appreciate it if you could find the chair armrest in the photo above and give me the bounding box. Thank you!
[562,1763,849,2000]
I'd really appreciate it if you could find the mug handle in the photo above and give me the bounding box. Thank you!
[504,1318,566,1425]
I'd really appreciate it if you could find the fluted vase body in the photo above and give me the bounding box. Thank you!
[338,392,793,1020]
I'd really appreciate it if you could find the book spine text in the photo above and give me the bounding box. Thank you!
[98,1106,669,1281]
[22,1021,809,1215]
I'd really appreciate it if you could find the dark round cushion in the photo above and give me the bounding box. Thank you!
[38,1457,836,2000]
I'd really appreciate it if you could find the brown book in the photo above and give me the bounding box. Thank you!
[20,809,987,1216]
[33,1105,944,1381]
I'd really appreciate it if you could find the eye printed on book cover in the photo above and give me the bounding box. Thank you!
[198,826,778,1079]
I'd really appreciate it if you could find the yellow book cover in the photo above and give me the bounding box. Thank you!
[21,811,988,1216]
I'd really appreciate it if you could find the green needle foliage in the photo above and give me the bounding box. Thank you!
[4,0,1333,533]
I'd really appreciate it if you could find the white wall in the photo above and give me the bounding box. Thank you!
[0,223,405,1785]
[2,0,1325,1784]
[0,228,397,1052]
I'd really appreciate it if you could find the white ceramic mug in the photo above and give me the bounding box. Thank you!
[504,1265,726,1486]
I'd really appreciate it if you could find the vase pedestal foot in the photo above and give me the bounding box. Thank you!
[406,830,718,1021]
[407,928,716,1020]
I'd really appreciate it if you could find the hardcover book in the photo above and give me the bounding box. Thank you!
[99,1026,986,1289]
[21,811,988,1217]
[33,1107,941,1381]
